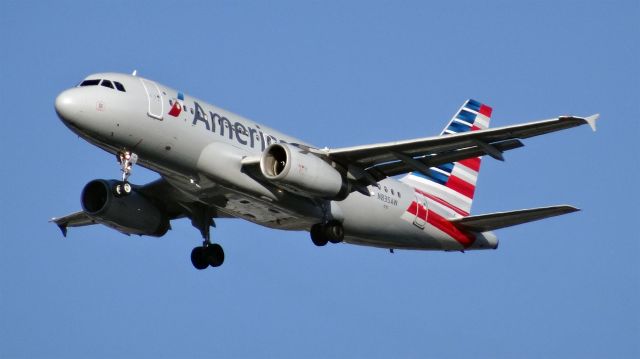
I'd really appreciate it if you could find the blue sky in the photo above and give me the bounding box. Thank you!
[1,1,638,358]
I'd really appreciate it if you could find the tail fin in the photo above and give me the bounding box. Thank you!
[401,99,492,215]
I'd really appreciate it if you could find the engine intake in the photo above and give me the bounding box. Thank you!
[81,179,169,237]
[260,143,349,199]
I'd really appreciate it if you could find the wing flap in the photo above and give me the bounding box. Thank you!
[366,139,524,180]
[450,205,580,232]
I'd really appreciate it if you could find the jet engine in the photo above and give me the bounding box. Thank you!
[81,179,169,237]
[260,143,349,199]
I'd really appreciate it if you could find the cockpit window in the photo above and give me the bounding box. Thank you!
[101,80,114,89]
[79,79,100,86]
[78,78,126,93]
[113,81,126,92]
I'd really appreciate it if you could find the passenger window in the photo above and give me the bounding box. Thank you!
[183,105,187,111]
[398,192,401,198]
[190,108,194,114]
[101,80,114,89]
[384,186,388,193]
[114,81,126,92]
[169,99,173,105]
[391,189,395,195]
[79,79,100,86]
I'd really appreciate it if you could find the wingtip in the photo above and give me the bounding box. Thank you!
[560,205,581,213]
[584,114,599,132]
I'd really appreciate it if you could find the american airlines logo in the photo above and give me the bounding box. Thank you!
[175,100,285,152]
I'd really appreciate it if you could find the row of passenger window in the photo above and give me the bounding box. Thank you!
[79,79,126,92]
[382,185,401,198]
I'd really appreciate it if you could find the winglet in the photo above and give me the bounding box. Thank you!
[57,223,68,237]
[50,218,68,237]
[584,114,599,132]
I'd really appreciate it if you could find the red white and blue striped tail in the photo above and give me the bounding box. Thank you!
[401,99,492,216]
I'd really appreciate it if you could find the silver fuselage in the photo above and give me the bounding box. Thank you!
[55,72,496,251]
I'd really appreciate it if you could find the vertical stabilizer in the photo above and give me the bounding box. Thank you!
[401,99,492,215]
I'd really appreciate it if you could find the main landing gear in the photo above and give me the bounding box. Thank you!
[191,243,224,270]
[114,150,138,196]
[310,220,344,246]
[190,205,225,270]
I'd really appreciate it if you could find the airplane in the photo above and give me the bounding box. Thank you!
[52,72,598,270]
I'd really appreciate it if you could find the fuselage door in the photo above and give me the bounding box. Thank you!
[140,79,163,120]
[413,195,428,229]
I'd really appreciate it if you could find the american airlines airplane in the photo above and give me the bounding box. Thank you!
[52,72,598,270]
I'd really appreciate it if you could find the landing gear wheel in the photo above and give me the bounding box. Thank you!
[189,204,225,270]
[190,247,209,270]
[114,182,132,197]
[326,221,344,244]
[205,244,225,267]
[328,234,343,244]
[310,221,344,246]
[310,224,328,246]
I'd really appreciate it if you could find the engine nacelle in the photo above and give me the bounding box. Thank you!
[81,179,169,237]
[260,143,349,199]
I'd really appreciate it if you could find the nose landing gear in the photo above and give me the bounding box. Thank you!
[114,151,137,196]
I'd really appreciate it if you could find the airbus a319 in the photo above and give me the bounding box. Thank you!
[52,72,598,270]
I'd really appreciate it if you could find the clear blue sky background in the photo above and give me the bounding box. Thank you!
[1,1,638,358]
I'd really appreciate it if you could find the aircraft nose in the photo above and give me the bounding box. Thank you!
[54,89,80,123]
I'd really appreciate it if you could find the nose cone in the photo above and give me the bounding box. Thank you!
[54,89,80,123]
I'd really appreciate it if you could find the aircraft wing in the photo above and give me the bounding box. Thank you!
[51,211,97,236]
[324,114,598,181]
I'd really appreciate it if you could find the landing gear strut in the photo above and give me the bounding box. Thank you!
[190,205,225,270]
[310,220,344,246]
[114,150,137,196]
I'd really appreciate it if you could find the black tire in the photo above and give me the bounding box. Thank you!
[326,221,344,244]
[113,182,131,197]
[310,224,328,246]
[205,244,225,267]
[190,247,209,270]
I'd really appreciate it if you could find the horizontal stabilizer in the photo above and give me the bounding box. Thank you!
[450,205,579,232]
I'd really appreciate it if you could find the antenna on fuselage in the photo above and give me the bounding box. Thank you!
[132,70,137,76]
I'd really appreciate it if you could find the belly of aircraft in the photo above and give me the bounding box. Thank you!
[219,192,312,230]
